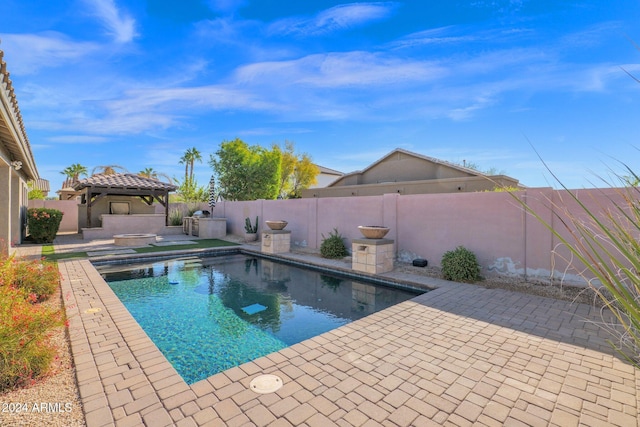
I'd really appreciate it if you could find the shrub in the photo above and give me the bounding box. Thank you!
[13,258,60,302]
[169,208,184,226]
[0,253,60,302]
[441,246,481,282]
[0,253,65,390]
[0,283,64,391]
[27,208,63,244]
[320,228,348,259]
[186,204,200,217]
[0,254,16,286]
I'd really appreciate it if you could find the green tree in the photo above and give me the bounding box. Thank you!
[276,141,319,198]
[289,153,318,198]
[172,177,208,202]
[60,163,88,182]
[209,138,281,201]
[27,182,46,200]
[179,147,203,181]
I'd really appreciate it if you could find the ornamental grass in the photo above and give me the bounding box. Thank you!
[509,160,640,368]
[0,253,65,391]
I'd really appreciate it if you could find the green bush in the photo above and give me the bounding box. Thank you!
[169,208,184,226]
[27,208,63,244]
[320,228,348,259]
[441,246,481,282]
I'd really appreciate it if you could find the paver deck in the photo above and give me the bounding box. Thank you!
[17,235,640,426]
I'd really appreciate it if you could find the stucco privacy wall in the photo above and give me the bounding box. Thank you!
[33,187,630,285]
[216,187,630,285]
[29,199,78,233]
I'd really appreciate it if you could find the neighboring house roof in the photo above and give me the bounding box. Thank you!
[0,50,38,180]
[316,164,343,176]
[330,148,487,187]
[302,148,522,198]
[32,178,50,193]
[72,173,177,191]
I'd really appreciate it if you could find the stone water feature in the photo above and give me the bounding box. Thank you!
[261,220,291,254]
[352,226,394,274]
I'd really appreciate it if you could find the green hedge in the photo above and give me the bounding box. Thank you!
[27,208,63,244]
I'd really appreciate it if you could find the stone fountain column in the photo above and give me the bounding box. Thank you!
[352,238,395,274]
[351,226,394,274]
[261,230,291,254]
[261,220,290,254]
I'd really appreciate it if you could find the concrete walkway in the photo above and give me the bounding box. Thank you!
[19,235,640,426]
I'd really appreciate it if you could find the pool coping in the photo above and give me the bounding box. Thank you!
[58,245,640,426]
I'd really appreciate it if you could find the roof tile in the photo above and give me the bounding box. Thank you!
[72,173,177,191]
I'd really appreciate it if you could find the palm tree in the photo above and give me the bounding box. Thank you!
[139,167,157,179]
[91,165,128,175]
[139,167,173,183]
[179,152,189,181]
[60,163,88,184]
[179,147,202,181]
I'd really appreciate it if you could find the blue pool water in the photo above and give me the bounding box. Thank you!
[97,254,421,384]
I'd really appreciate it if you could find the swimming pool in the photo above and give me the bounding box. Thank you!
[97,254,422,384]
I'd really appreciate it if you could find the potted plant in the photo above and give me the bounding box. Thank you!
[244,216,258,242]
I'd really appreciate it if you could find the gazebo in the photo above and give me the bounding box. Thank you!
[73,174,177,228]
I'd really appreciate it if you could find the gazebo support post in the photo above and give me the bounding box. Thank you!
[86,188,92,228]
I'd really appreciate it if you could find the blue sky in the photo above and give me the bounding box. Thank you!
[2,0,639,192]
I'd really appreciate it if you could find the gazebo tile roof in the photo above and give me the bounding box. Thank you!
[72,173,177,191]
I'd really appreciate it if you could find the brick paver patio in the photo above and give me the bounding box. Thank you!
[22,235,640,425]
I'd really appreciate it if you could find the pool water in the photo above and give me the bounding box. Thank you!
[97,254,422,384]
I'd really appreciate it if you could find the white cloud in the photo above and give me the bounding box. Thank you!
[103,85,277,115]
[0,32,98,74]
[44,85,280,135]
[195,17,261,45]
[234,51,445,87]
[81,0,137,43]
[389,26,479,49]
[447,98,494,121]
[389,25,537,50]
[269,2,399,36]
[46,135,109,144]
